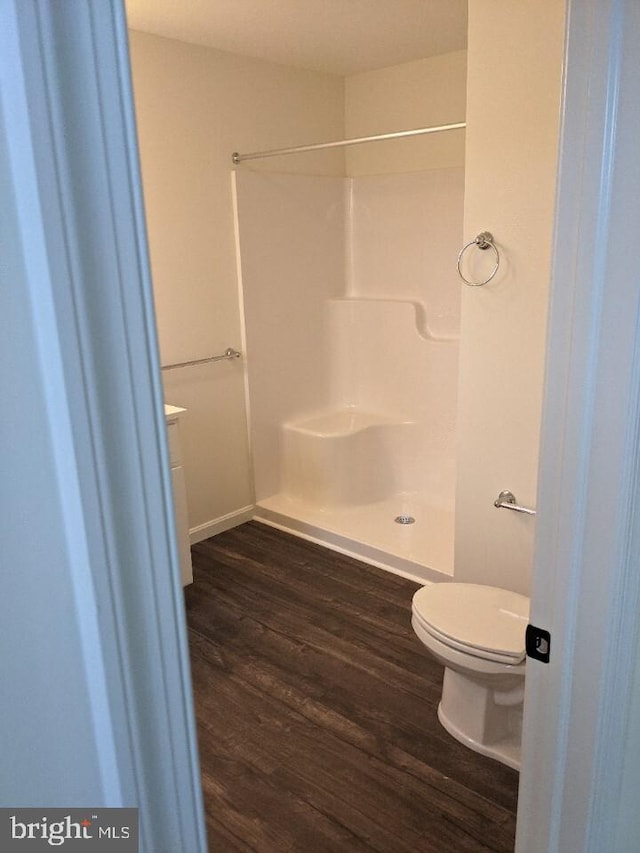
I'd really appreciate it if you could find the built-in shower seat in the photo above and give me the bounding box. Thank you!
[282,408,417,508]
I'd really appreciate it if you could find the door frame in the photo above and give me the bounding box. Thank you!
[516,0,640,849]
[2,1,206,849]
[5,0,640,849]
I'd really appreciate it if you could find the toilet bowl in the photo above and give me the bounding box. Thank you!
[411,583,529,770]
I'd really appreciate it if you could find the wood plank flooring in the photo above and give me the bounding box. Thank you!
[186,521,519,852]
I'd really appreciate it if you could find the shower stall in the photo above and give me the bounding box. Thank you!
[233,131,464,584]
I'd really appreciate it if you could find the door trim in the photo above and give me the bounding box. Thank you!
[3,2,207,849]
[517,0,640,849]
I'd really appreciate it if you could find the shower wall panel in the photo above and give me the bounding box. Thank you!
[348,168,464,340]
[327,298,458,507]
[234,171,345,502]
[236,166,462,575]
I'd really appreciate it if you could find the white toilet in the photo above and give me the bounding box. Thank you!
[411,582,530,771]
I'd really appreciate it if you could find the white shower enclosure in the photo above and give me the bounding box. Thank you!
[233,166,463,583]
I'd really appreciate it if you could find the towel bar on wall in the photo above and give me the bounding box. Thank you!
[494,490,536,515]
[162,348,242,371]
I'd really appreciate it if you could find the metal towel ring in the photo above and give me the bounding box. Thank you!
[457,231,500,286]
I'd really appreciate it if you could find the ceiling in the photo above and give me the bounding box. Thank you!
[125,0,468,76]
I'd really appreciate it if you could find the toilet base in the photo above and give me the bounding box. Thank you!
[438,668,523,771]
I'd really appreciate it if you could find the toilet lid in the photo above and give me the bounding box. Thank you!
[412,583,530,662]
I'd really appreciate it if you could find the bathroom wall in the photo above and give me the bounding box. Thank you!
[128,30,344,537]
[454,1,566,595]
[345,51,467,176]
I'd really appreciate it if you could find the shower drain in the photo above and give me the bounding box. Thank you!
[394,514,416,525]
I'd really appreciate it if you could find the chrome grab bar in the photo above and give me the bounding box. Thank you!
[494,490,536,516]
[162,348,241,371]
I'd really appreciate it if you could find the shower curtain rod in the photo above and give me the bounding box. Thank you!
[231,121,466,164]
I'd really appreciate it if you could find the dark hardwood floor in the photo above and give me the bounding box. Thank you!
[186,521,519,852]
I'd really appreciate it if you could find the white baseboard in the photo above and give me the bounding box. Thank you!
[189,505,255,545]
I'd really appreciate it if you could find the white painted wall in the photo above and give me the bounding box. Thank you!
[454,1,565,595]
[128,30,344,536]
[345,51,467,176]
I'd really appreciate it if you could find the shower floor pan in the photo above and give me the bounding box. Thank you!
[254,492,454,585]
[255,408,454,583]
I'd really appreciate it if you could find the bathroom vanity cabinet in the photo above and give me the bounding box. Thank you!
[164,405,193,586]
